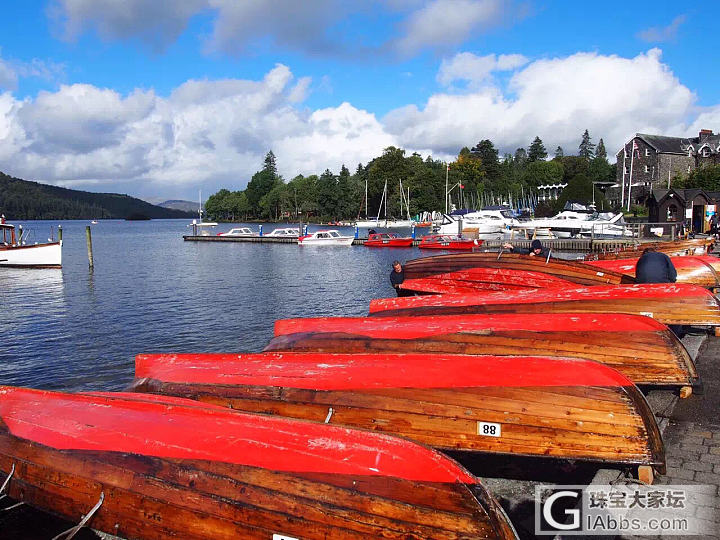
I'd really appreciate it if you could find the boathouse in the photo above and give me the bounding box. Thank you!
[612,130,720,209]
[646,188,720,234]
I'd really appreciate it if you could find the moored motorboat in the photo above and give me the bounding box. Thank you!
[132,352,665,477]
[298,229,355,246]
[398,267,576,294]
[364,232,414,247]
[217,226,258,237]
[0,222,62,268]
[0,386,517,540]
[585,256,720,289]
[419,234,479,250]
[268,313,697,390]
[403,252,634,286]
[368,283,720,326]
[264,227,300,237]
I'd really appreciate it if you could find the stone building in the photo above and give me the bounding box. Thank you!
[611,129,720,209]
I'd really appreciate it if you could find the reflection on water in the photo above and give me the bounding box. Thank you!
[1,220,426,392]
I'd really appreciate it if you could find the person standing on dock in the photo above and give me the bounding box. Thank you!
[635,247,677,284]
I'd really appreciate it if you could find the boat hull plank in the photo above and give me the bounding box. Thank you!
[403,252,634,286]
[0,387,517,540]
[368,284,720,326]
[132,353,665,471]
[586,256,720,288]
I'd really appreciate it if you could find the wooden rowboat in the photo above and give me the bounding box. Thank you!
[586,256,720,289]
[368,283,720,326]
[132,352,665,481]
[403,252,634,286]
[0,386,517,540]
[268,313,697,390]
[399,267,576,294]
[589,238,714,259]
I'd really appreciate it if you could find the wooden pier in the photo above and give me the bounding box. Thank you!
[184,234,646,252]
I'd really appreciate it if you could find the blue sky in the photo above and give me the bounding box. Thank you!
[0,1,717,201]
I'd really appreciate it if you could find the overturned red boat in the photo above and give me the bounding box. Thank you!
[586,256,720,289]
[368,283,720,326]
[132,352,665,477]
[0,386,517,540]
[398,267,576,294]
[269,313,697,390]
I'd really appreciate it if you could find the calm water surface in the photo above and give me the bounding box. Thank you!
[0,220,431,392]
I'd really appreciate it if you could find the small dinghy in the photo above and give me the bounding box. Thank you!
[368,283,720,327]
[131,352,665,481]
[403,252,634,286]
[586,256,720,289]
[268,313,697,391]
[0,386,517,540]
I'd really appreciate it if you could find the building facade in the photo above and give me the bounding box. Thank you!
[612,130,720,209]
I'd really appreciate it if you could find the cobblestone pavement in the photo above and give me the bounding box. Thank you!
[622,333,720,539]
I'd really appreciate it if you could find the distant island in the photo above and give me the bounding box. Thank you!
[0,172,196,220]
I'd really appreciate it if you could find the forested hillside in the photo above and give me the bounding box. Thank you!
[0,172,194,220]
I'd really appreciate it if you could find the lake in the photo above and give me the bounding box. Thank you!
[0,219,428,392]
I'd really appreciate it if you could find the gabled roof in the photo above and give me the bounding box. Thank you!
[636,134,690,154]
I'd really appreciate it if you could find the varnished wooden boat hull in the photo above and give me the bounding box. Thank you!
[586,256,720,288]
[132,353,665,472]
[266,315,697,388]
[588,239,714,259]
[403,252,634,286]
[0,387,516,540]
[369,283,720,326]
[399,267,576,294]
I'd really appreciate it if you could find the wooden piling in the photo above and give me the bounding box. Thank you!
[85,225,94,268]
[58,226,62,241]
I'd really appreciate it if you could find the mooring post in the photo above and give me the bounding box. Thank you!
[85,225,94,268]
[354,224,359,239]
[411,223,416,239]
[58,226,63,242]
[259,224,263,237]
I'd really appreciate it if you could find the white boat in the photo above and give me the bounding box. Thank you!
[265,227,300,238]
[298,230,355,246]
[218,227,258,237]
[0,222,62,268]
[514,203,631,238]
[187,220,218,236]
[434,208,520,236]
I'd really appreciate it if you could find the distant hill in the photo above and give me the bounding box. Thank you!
[0,172,195,220]
[159,199,199,213]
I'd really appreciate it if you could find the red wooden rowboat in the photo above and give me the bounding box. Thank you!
[368,283,720,326]
[364,232,414,247]
[587,238,714,259]
[419,234,479,250]
[0,386,517,540]
[132,352,665,476]
[399,267,576,294]
[586,256,720,289]
[403,252,634,285]
[268,313,697,389]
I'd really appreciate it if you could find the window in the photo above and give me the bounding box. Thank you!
[702,147,710,157]
[645,148,650,156]
[644,165,649,173]
[624,165,629,174]
[688,165,692,173]
[688,148,694,157]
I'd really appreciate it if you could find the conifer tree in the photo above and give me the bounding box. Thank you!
[596,138,607,160]
[578,130,595,160]
[554,146,564,159]
[527,136,548,162]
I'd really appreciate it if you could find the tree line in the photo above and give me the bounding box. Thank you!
[205,130,618,222]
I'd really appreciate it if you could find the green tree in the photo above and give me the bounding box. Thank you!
[554,174,607,211]
[578,130,595,160]
[245,151,281,216]
[316,169,339,218]
[470,140,500,182]
[521,160,564,188]
[682,164,720,191]
[554,146,564,159]
[596,138,607,160]
[527,136,548,162]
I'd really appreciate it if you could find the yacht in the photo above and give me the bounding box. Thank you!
[514,203,631,238]
[434,208,520,236]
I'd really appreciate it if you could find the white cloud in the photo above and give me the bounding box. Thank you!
[0,51,65,91]
[393,0,504,56]
[386,48,697,158]
[437,52,528,86]
[637,15,686,43]
[0,64,395,197]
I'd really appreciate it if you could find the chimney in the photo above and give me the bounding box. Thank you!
[699,129,714,141]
